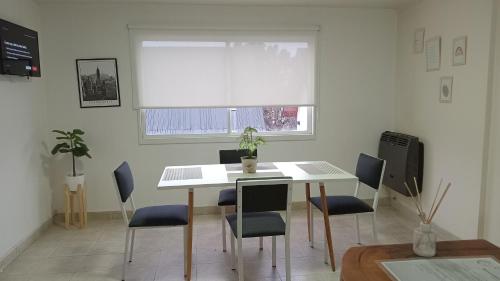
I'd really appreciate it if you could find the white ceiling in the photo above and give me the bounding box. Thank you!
[35,0,416,9]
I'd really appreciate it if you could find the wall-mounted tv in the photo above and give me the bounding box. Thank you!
[0,18,41,77]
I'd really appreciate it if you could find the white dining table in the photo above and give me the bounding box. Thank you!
[157,161,357,280]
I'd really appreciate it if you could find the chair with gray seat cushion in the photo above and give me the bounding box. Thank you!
[228,177,293,281]
[307,153,386,259]
[218,149,262,252]
[113,161,189,281]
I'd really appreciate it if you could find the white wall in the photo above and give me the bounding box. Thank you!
[482,0,500,246]
[0,0,51,261]
[394,0,494,239]
[40,3,397,212]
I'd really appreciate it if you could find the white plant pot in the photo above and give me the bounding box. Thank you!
[241,157,257,173]
[65,174,85,191]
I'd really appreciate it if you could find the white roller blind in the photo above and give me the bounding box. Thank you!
[129,26,318,108]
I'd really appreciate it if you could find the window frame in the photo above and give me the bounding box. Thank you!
[138,106,317,144]
[130,24,321,144]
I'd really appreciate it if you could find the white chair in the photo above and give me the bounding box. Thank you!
[227,177,293,281]
[218,149,263,252]
[113,161,190,281]
[307,153,386,265]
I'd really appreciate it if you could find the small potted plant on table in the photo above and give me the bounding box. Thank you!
[51,129,92,191]
[239,127,265,173]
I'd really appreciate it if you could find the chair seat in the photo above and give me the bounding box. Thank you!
[218,188,236,206]
[226,212,286,238]
[129,205,188,228]
[309,196,374,215]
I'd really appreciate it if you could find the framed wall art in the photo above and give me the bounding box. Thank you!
[440,76,453,103]
[76,58,121,108]
[426,36,441,72]
[414,28,425,54]
[453,36,467,66]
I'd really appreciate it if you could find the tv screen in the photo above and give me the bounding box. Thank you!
[0,18,41,77]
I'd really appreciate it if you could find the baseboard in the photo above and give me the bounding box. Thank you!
[390,197,459,240]
[0,217,53,272]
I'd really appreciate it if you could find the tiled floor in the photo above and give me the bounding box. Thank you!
[0,206,455,281]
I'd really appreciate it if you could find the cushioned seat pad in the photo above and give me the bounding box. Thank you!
[309,196,373,215]
[226,212,286,238]
[129,205,188,227]
[218,188,236,206]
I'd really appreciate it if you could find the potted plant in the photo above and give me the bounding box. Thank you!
[51,129,92,191]
[239,127,265,173]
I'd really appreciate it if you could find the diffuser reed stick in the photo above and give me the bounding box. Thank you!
[427,183,451,224]
[404,179,452,224]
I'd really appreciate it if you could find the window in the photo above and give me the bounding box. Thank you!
[143,106,313,137]
[129,26,318,142]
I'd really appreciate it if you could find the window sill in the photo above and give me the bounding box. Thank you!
[139,133,316,145]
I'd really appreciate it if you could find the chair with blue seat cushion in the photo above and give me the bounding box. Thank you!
[307,153,386,263]
[113,161,189,281]
[217,149,261,252]
[228,177,293,281]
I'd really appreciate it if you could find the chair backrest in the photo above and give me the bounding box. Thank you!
[113,161,135,202]
[236,177,292,213]
[112,162,137,225]
[219,149,257,164]
[355,153,386,190]
[235,177,293,239]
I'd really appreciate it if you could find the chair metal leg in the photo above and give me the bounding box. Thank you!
[272,236,276,268]
[122,228,131,281]
[355,214,361,245]
[259,237,263,250]
[230,234,236,270]
[371,213,378,242]
[305,183,311,242]
[285,233,291,281]
[129,229,135,262]
[238,235,244,281]
[221,206,227,252]
[310,207,315,248]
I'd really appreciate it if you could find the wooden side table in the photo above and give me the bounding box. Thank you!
[341,239,500,281]
[64,184,87,229]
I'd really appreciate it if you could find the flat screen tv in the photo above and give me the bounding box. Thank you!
[0,18,41,77]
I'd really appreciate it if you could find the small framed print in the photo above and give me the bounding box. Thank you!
[440,76,453,103]
[76,58,121,108]
[453,36,467,66]
[426,36,441,72]
[414,28,425,54]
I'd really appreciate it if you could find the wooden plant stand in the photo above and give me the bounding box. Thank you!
[64,184,87,229]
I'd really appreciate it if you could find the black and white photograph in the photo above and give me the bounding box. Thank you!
[76,58,120,108]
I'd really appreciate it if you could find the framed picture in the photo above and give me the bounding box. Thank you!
[76,58,121,108]
[440,76,453,103]
[425,36,441,71]
[453,36,467,66]
[414,28,425,54]
[426,36,441,72]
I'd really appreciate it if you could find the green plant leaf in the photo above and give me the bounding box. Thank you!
[51,143,70,155]
[73,129,85,135]
[52,130,67,136]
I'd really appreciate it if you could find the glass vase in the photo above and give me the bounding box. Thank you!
[413,222,437,257]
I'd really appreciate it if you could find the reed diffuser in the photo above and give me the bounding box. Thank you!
[404,178,452,257]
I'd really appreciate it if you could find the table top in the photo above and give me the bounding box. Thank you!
[158,161,357,190]
[340,239,500,281]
